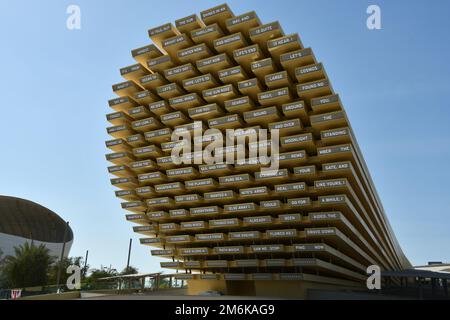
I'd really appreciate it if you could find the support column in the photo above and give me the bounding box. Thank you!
[443,279,448,298]
[431,278,436,298]
[418,277,423,300]
[156,274,160,291]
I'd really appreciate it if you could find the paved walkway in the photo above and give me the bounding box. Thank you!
[79,290,280,300]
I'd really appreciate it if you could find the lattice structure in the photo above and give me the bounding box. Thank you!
[106,4,410,297]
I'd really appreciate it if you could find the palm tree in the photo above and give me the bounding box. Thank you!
[121,265,139,275]
[84,266,119,290]
[1,242,54,289]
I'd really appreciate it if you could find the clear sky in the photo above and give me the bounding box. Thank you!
[0,0,449,273]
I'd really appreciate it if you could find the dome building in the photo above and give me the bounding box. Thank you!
[0,196,73,259]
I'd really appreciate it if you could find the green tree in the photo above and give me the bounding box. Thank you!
[1,242,54,288]
[89,266,118,279]
[121,265,139,275]
[84,266,118,289]
[159,278,171,289]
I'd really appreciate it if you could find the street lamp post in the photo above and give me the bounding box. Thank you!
[56,221,70,293]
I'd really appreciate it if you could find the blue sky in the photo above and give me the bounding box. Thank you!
[0,0,449,273]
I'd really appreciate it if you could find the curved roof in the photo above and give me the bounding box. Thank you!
[414,264,450,274]
[0,196,73,243]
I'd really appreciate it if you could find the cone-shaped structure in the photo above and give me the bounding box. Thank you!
[105,4,410,298]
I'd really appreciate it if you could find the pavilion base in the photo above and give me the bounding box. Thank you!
[186,279,363,299]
